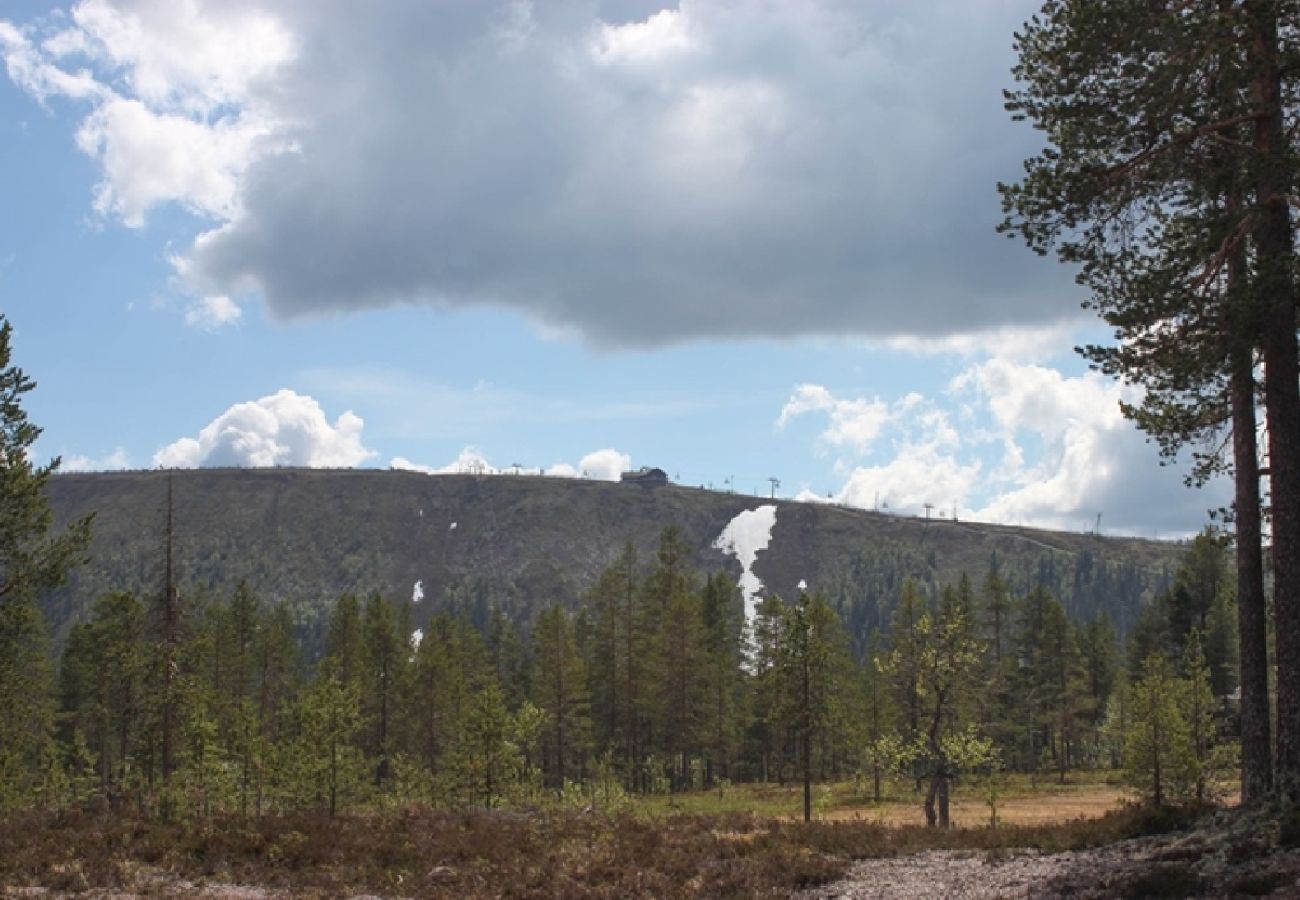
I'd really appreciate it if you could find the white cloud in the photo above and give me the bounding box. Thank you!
[63,0,294,115]
[834,444,981,516]
[3,0,294,228]
[76,95,275,225]
[575,448,631,481]
[154,389,375,468]
[592,8,699,66]
[183,294,241,330]
[786,360,1228,535]
[392,447,498,476]
[62,446,131,471]
[1,20,104,100]
[4,0,1076,346]
[396,446,630,481]
[777,383,891,454]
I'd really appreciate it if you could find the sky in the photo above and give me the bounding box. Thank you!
[0,0,1229,537]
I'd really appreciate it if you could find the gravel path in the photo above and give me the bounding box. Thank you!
[801,827,1300,899]
[800,848,1101,899]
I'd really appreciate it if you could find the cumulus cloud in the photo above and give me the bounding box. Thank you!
[784,361,1228,535]
[394,446,631,480]
[154,389,375,468]
[3,0,293,226]
[183,294,241,330]
[574,448,632,481]
[62,446,131,471]
[4,0,1076,346]
[392,447,497,476]
[777,384,892,455]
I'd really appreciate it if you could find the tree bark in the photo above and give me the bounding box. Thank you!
[1231,344,1273,802]
[1249,0,1300,797]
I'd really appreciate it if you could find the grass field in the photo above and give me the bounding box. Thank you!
[639,770,1141,828]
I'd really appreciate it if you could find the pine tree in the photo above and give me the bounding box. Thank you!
[772,592,854,822]
[293,668,365,816]
[0,316,92,605]
[0,596,56,810]
[999,0,1293,802]
[252,602,300,814]
[748,594,787,784]
[885,579,926,747]
[1125,653,1192,807]
[0,316,89,807]
[980,566,1012,667]
[460,679,521,808]
[532,604,590,788]
[84,591,147,799]
[1079,613,1119,756]
[361,592,406,790]
[1182,630,1227,803]
[226,581,260,815]
[326,593,365,687]
[699,571,745,783]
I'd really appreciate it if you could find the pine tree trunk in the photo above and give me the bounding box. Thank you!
[1250,0,1300,799]
[802,657,812,823]
[1231,342,1273,802]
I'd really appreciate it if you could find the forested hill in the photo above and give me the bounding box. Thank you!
[44,468,1182,655]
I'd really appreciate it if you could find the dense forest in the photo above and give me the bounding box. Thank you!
[1,514,1238,828]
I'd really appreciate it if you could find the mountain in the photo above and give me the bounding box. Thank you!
[43,468,1184,655]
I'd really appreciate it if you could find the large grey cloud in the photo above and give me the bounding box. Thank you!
[12,0,1076,346]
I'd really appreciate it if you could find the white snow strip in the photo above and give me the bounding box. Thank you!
[797,578,807,592]
[412,579,424,603]
[410,628,424,651]
[449,521,458,531]
[713,504,778,627]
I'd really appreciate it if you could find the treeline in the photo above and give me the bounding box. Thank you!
[0,524,1240,824]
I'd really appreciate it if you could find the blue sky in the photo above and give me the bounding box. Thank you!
[0,0,1228,536]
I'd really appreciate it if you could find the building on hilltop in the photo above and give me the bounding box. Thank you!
[620,466,669,487]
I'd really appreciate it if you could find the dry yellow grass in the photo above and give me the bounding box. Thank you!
[819,784,1135,827]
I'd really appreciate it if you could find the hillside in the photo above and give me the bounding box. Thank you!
[43,469,1184,654]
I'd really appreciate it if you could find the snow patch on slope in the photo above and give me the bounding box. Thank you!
[412,580,424,603]
[713,504,778,627]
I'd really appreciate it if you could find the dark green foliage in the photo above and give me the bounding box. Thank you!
[0,317,89,809]
[999,0,1294,803]
[0,317,92,607]
[532,604,590,787]
[0,597,57,810]
[771,591,857,821]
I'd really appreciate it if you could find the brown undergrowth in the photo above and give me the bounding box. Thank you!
[0,803,1202,898]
